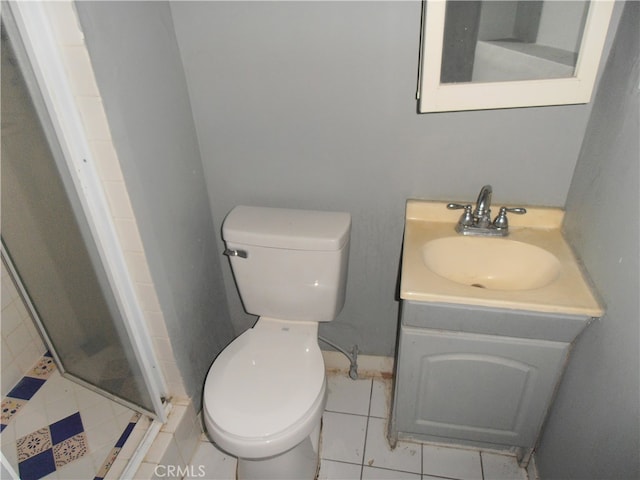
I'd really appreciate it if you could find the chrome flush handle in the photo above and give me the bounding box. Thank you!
[223,249,248,258]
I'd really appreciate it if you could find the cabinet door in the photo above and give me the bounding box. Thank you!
[395,327,569,448]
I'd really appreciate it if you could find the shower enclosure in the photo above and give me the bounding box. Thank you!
[1,4,165,419]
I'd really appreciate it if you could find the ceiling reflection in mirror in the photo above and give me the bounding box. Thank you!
[441,0,589,84]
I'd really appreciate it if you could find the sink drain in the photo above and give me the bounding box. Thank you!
[470,283,486,288]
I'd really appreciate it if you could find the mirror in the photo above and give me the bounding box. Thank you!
[418,0,614,112]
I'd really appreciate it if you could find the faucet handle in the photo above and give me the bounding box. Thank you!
[447,203,468,210]
[493,206,527,229]
[447,203,474,227]
[502,207,527,215]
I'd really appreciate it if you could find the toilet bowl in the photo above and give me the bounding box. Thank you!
[203,318,326,459]
[201,206,351,479]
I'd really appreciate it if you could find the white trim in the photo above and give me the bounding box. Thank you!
[419,0,615,112]
[120,403,173,480]
[5,1,167,421]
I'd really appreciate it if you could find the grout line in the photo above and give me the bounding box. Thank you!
[359,378,374,480]
[421,435,424,478]
[418,474,464,480]
[324,409,370,418]
[366,463,430,477]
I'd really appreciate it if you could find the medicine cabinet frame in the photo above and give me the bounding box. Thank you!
[417,0,615,113]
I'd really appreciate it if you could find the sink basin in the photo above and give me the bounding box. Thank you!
[421,236,561,291]
[400,200,603,317]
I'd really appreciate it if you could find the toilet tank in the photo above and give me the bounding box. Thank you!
[222,206,351,322]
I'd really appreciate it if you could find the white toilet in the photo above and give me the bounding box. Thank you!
[202,206,351,479]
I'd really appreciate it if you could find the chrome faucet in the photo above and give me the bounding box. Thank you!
[473,185,493,228]
[447,185,526,236]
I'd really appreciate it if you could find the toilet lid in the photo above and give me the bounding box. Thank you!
[203,319,325,439]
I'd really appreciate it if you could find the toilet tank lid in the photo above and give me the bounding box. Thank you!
[223,206,351,251]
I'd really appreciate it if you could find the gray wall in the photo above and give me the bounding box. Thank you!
[76,1,235,408]
[535,2,640,478]
[169,0,608,355]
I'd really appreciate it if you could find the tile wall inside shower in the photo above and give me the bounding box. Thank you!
[1,262,47,398]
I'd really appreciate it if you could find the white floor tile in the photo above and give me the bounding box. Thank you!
[369,378,390,419]
[326,375,372,416]
[118,424,148,461]
[145,431,173,464]
[54,454,95,480]
[43,394,81,425]
[73,382,110,410]
[80,400,115,431]
[363,418,421,474]
[362,465,421,479]
[422,444,483,480]
[133,461,157,479]
[481,451,528,480]
[2,441,18,473]
[89,443,114,470]
[84,418,123,453]
[13,406,49,438]
[103,458,129,480]
[117,409,137,430]
[321,411,368,464]
[110,399,134,418]
[36,371,75,405]
[187,441,237,480]
[318,459,362,480]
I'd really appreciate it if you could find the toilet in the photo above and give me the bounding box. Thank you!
[202,206,351,479]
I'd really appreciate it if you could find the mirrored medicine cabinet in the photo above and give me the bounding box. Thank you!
[418,0,615,113]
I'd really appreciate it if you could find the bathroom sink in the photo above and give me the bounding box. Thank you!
[421,236,561,291]
[400,200,603,316]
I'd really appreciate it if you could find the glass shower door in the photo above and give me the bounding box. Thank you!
[1,25,160,416]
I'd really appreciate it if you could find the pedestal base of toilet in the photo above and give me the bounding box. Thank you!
[236,419,322,480]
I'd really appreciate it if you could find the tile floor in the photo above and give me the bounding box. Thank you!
[186,374,530,480]
[0,354,151,479]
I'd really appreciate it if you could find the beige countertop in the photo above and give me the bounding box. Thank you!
[401,200,603,317]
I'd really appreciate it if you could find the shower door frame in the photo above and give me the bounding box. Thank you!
[3,1,168,422]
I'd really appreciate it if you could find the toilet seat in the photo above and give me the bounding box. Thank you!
[203,318,326,457]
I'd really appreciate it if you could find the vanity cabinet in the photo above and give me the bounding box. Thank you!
[394,199,602,461]
[390,301,589,457]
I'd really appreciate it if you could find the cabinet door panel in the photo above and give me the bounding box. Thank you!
[395,327,568,448]
[417,353,531,432]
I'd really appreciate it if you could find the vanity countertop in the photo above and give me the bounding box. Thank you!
[401,200,603,317]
